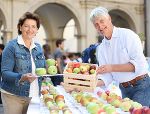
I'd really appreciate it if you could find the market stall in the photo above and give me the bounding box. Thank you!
[27,85,130,114]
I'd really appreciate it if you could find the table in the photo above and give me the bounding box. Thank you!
[27,86,129,114]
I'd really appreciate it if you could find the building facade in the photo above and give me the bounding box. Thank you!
[0,0,147,53]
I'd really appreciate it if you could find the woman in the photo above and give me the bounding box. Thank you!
[0,12,45,114]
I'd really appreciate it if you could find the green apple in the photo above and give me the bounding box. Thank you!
[86,102,100,114]
[46,101,54,108]
[131,102,142,109]
[73,68,80,74]
[79,65,87,73]
[50,109,59,114]
[63,109,72,114]
[104,106,116,114]
[46,59,56,67]
[110,99,121,108]
[90,69,95,74]
[120,101,132,112]
[35,68,46,76]
[57,101,65,110]
[48,66,57,75]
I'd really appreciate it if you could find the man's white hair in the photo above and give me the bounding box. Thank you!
[90,7,109,22]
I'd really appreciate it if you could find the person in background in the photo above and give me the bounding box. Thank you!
[52,39,65,86]
[90,7,150,106]
[0,12,45,114]
[43,44,53,59]
[0,44,4,104]
[73,52,82,63]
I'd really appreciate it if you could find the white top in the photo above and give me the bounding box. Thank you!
[18,35,39,98]
[96,26,149,86]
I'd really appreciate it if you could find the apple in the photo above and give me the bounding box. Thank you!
[142,106,150,114]
[106,96,114,103]
[57,101,66,110]
[97,108,106,114]
[50,109,59,114]
[41,82,47,86]
[41,89,49,95]
[103,105,116,114]
[75,93,82,103]
[66,68,73,73]
[35,68,46,76]
[132,108,142,114]
[97,91,103,96]
[47,66,57,75]
[90,97,99,103]
[55,95,65,103]
[90,65,96,70]
[73,62,80,68]
[105,90,110,96]
[86,102,100,114]
[110,99,121,108]
[90,69,95,74]
[101,92,108,100]
[46,101,55,108]
[80,65,88,73]
[85,64,90,70]
[131,102,142,109]
[73,68,80,74]
[67,62,73,68]
[63,109,72,114]
[120,101,132,112]
[46,59,56,67]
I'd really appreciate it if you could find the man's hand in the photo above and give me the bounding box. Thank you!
[97,79,105,87]
[97,65,112,74]
[20,73,37,83]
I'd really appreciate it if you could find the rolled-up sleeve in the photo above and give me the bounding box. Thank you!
[126,31,148,75]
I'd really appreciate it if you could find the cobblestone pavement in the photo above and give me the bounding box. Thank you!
[0,104,4,114]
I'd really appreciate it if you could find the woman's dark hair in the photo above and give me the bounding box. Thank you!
[17,12,40,35]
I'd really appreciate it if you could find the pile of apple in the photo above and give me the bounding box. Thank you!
[41,81,72,114]
[97,90,150,113]
[35,59,58,76]
[71,91,118,114]
[64,62,97,75]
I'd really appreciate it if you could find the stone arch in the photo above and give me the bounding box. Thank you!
[108,8,136,32]
[27,0,82,51]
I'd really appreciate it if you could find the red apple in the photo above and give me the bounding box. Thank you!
[97,91,103,96]
[132,108,142,114]
[142,106,150,114]
[55,95,65,103]
[105,90,110,96]
[73,62,80,68]
[90,65,96,70]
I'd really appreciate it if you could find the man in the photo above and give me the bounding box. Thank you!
[52,39,65,86]
[90,7,150,106]
[0,44,4,104]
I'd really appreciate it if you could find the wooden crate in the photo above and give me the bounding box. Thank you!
[63,62,98,92]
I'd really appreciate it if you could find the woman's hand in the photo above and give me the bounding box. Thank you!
[20,73,37,83]
[97,65,112,74]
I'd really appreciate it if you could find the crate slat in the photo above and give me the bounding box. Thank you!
[63,62,98,92]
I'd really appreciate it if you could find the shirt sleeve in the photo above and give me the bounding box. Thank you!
[125,30,148,75]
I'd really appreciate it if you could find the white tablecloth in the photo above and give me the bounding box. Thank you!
[27,86,129,114]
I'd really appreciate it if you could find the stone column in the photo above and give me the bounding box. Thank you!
[146,0,150,56]
[2,29,13,44]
